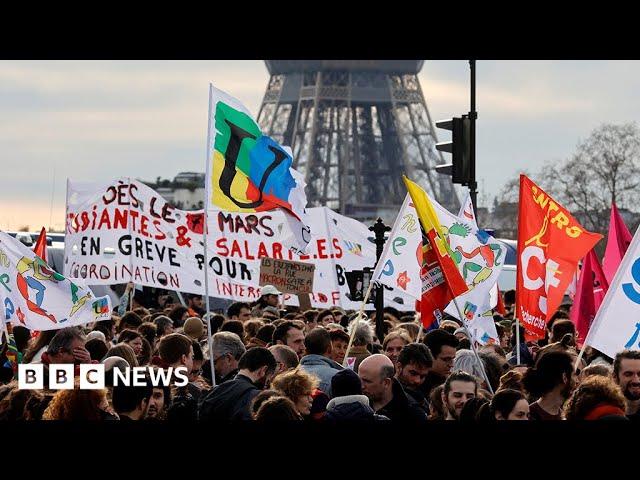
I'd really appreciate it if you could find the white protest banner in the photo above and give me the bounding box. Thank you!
[458,191,477,227]
[208,206,414,310]
[0,231,111,331]
[65,178,414,310]
[65,178,206,292]
[583,225,640,358]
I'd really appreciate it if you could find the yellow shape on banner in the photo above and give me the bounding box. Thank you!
[211,151,253,212]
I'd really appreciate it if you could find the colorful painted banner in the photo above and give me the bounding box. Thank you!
[373,189,505,344]
[206,85,311,251]
[403,176,468,328]
[0,231,111,331]
[371,194,422,300]
[516,175,602,340]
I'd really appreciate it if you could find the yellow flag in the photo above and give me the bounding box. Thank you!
[402,176,449,258]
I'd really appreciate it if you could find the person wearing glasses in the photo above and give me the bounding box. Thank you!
[206,332,246,385]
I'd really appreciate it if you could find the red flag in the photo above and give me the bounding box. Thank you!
[516,175,602,340]
[602,202,632,284]
[570,250,597,344]
[33,227,47,262]
[495,285,507,316]
[30,227,48,340]
[404,177,468,329]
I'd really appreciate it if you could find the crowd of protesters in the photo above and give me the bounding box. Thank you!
[0,284,638,422]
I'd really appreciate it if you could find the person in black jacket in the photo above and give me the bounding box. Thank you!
[324,369,388,422]
[358,354,427,422]
[198,347,276,422]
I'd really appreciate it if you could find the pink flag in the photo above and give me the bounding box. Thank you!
[570,249,609,344]
[590,250,608,311]
[602,202,632,284]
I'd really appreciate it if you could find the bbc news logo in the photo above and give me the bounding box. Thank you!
[18,364,189,390]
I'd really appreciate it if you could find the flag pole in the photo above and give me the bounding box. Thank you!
[342,280,375,368]
[203,84,216,388]
[127,176,134,313]
[515,315,521,365]
[575,343,588,372]
[416,322,424,342]
[451,297,494,394]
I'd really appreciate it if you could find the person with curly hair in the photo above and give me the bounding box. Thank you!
[271,368,319,417]
[42,382,116,420]
[564,375,628,420]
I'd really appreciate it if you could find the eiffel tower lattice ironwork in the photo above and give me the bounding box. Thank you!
[256,60,460,222]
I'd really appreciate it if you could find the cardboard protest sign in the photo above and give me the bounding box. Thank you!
[259,257,315,294]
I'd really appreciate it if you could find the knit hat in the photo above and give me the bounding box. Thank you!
[331,368,362,397]
[183,317,204,340]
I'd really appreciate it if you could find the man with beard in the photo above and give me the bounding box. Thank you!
[146,384,171,420]
[613,350,640,420]
[395,343,433,414]
[441,371,478,420]
[522,350,575,420]
[198,347,276,422]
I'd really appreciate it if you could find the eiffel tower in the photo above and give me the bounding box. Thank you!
[256,60,460,222]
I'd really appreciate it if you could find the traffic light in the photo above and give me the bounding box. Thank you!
[435,115,471,185]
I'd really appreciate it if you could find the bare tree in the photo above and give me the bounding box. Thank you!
[541,122,640,233]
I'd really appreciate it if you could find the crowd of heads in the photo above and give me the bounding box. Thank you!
[0,287,637,422]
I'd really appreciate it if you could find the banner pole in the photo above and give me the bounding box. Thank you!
[203,84,216,388]
[515,315,521,365]
[127,176,134,313]
[342,279,375,368]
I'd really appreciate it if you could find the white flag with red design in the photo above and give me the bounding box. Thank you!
[0,231,111,331]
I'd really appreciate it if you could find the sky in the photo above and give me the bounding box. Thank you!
[2,60,639,232]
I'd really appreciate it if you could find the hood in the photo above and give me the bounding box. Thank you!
[326,395,370,411]
[300,354,343,370]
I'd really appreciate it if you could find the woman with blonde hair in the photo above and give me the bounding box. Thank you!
[271,368,319,417]
[103,343,139,368]
[382,330,413,365]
